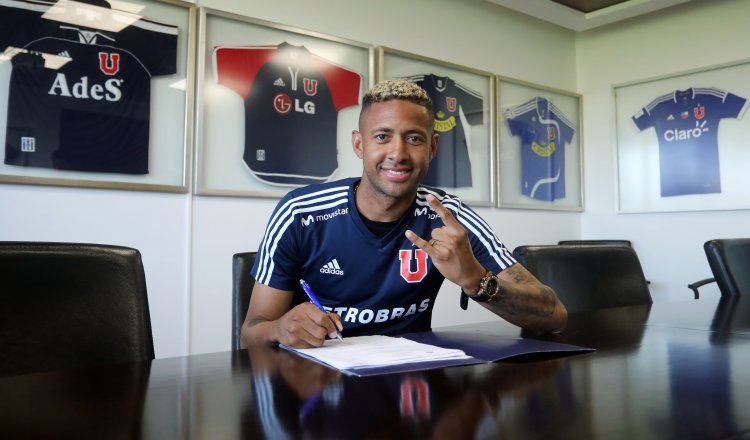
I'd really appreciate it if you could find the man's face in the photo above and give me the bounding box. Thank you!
[352,100,438,201]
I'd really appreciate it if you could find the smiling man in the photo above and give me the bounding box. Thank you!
[242,79,567,348]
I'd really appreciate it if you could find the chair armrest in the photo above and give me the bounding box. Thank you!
[687,278,715,299]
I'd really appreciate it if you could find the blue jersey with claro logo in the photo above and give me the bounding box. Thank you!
[632,87,747,197]
[252,177,516,336]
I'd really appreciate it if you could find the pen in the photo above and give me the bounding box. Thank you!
[299,279,343,340]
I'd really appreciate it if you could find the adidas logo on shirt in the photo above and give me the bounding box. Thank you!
[273,77,285,87]
[319,258,344,276]
[58,50,71,58]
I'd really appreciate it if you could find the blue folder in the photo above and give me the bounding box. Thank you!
[328,329,594,377]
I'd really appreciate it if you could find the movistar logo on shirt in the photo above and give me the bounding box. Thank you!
[413,207,438,220]
[301,208,349,227]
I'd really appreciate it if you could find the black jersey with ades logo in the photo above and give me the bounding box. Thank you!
[213,42,362,186]
[0,0,177,174]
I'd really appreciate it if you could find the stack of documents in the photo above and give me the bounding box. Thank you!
[282,335,473,374]
[280,331,594,376]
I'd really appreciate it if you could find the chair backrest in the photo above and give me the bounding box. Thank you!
[0,242,154,377]
[704,239,750,297]
[558,239,633,247]
[512,244,652,314]
[231,252,309,350]
[232,252,257,351]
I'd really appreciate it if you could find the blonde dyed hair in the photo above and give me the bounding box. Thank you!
[360,79,434,129]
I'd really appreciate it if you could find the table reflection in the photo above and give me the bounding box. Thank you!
[2,297,750,439]
[242,346,563,439]
[0,362,150,439]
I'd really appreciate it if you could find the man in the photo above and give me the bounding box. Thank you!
[242,79,567,348]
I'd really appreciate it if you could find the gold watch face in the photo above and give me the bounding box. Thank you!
[478,271,496,297]
[483,277,498,299]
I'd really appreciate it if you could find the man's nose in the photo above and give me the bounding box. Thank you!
[387,137,409,161]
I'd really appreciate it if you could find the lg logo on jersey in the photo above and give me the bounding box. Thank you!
[273,93,316,115]
[663,120,709,142]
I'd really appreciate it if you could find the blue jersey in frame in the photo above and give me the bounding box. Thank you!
[632,87,747,197]
[505,97,576,202]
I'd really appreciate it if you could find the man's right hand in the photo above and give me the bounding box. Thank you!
[242,283,344,348]
[272,303,343,348]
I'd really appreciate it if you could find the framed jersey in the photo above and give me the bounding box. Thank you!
[497,76,583,211]
[194,8,372,198]
[0,0,195,192]
[375,47,495,207]
[615,60,750,213]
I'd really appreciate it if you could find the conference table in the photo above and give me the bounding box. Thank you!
[2,296,750,439]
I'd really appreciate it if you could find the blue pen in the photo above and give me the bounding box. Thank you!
[300,279,343,340]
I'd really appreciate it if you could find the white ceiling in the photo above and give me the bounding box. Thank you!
[485,0,695,32]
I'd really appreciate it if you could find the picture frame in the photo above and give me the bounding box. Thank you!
[0,0,195,192]
[614,60,750,213]
[194,8,373,198]
[376,46,496,206]
[496,76,584,211]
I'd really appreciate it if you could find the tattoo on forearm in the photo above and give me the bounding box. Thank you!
[537,286,557,317]
[504,265,526,284]
[492,266,556,318]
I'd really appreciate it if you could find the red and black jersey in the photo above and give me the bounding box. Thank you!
[213,42,362,186]
[0,0,177,174]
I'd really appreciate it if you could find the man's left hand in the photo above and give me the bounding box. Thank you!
[405,194,485,293]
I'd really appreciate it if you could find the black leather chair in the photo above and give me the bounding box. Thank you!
[512,244,652,314]
[688,239,750,299]
[232,251,308,350]
[558,239,632,247]
[232,252,257,351]
[0,242,155,377]
[557,240,651,285]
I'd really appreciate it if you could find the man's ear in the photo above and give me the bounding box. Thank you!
[429,133,439,160]
[352,130,364,159]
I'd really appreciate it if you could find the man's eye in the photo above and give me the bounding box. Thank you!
[374,134,388,142]
[406,136,425,144]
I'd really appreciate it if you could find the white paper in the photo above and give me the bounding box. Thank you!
[282,335,471,370]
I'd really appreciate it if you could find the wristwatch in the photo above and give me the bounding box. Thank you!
[466,270,499,302]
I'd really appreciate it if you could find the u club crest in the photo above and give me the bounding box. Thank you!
[98,52,120,76]
[399,249,429,283]
[446,97,457,112]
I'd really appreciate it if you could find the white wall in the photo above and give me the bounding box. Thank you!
[576,0,750,302]
[0,0,581,358]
